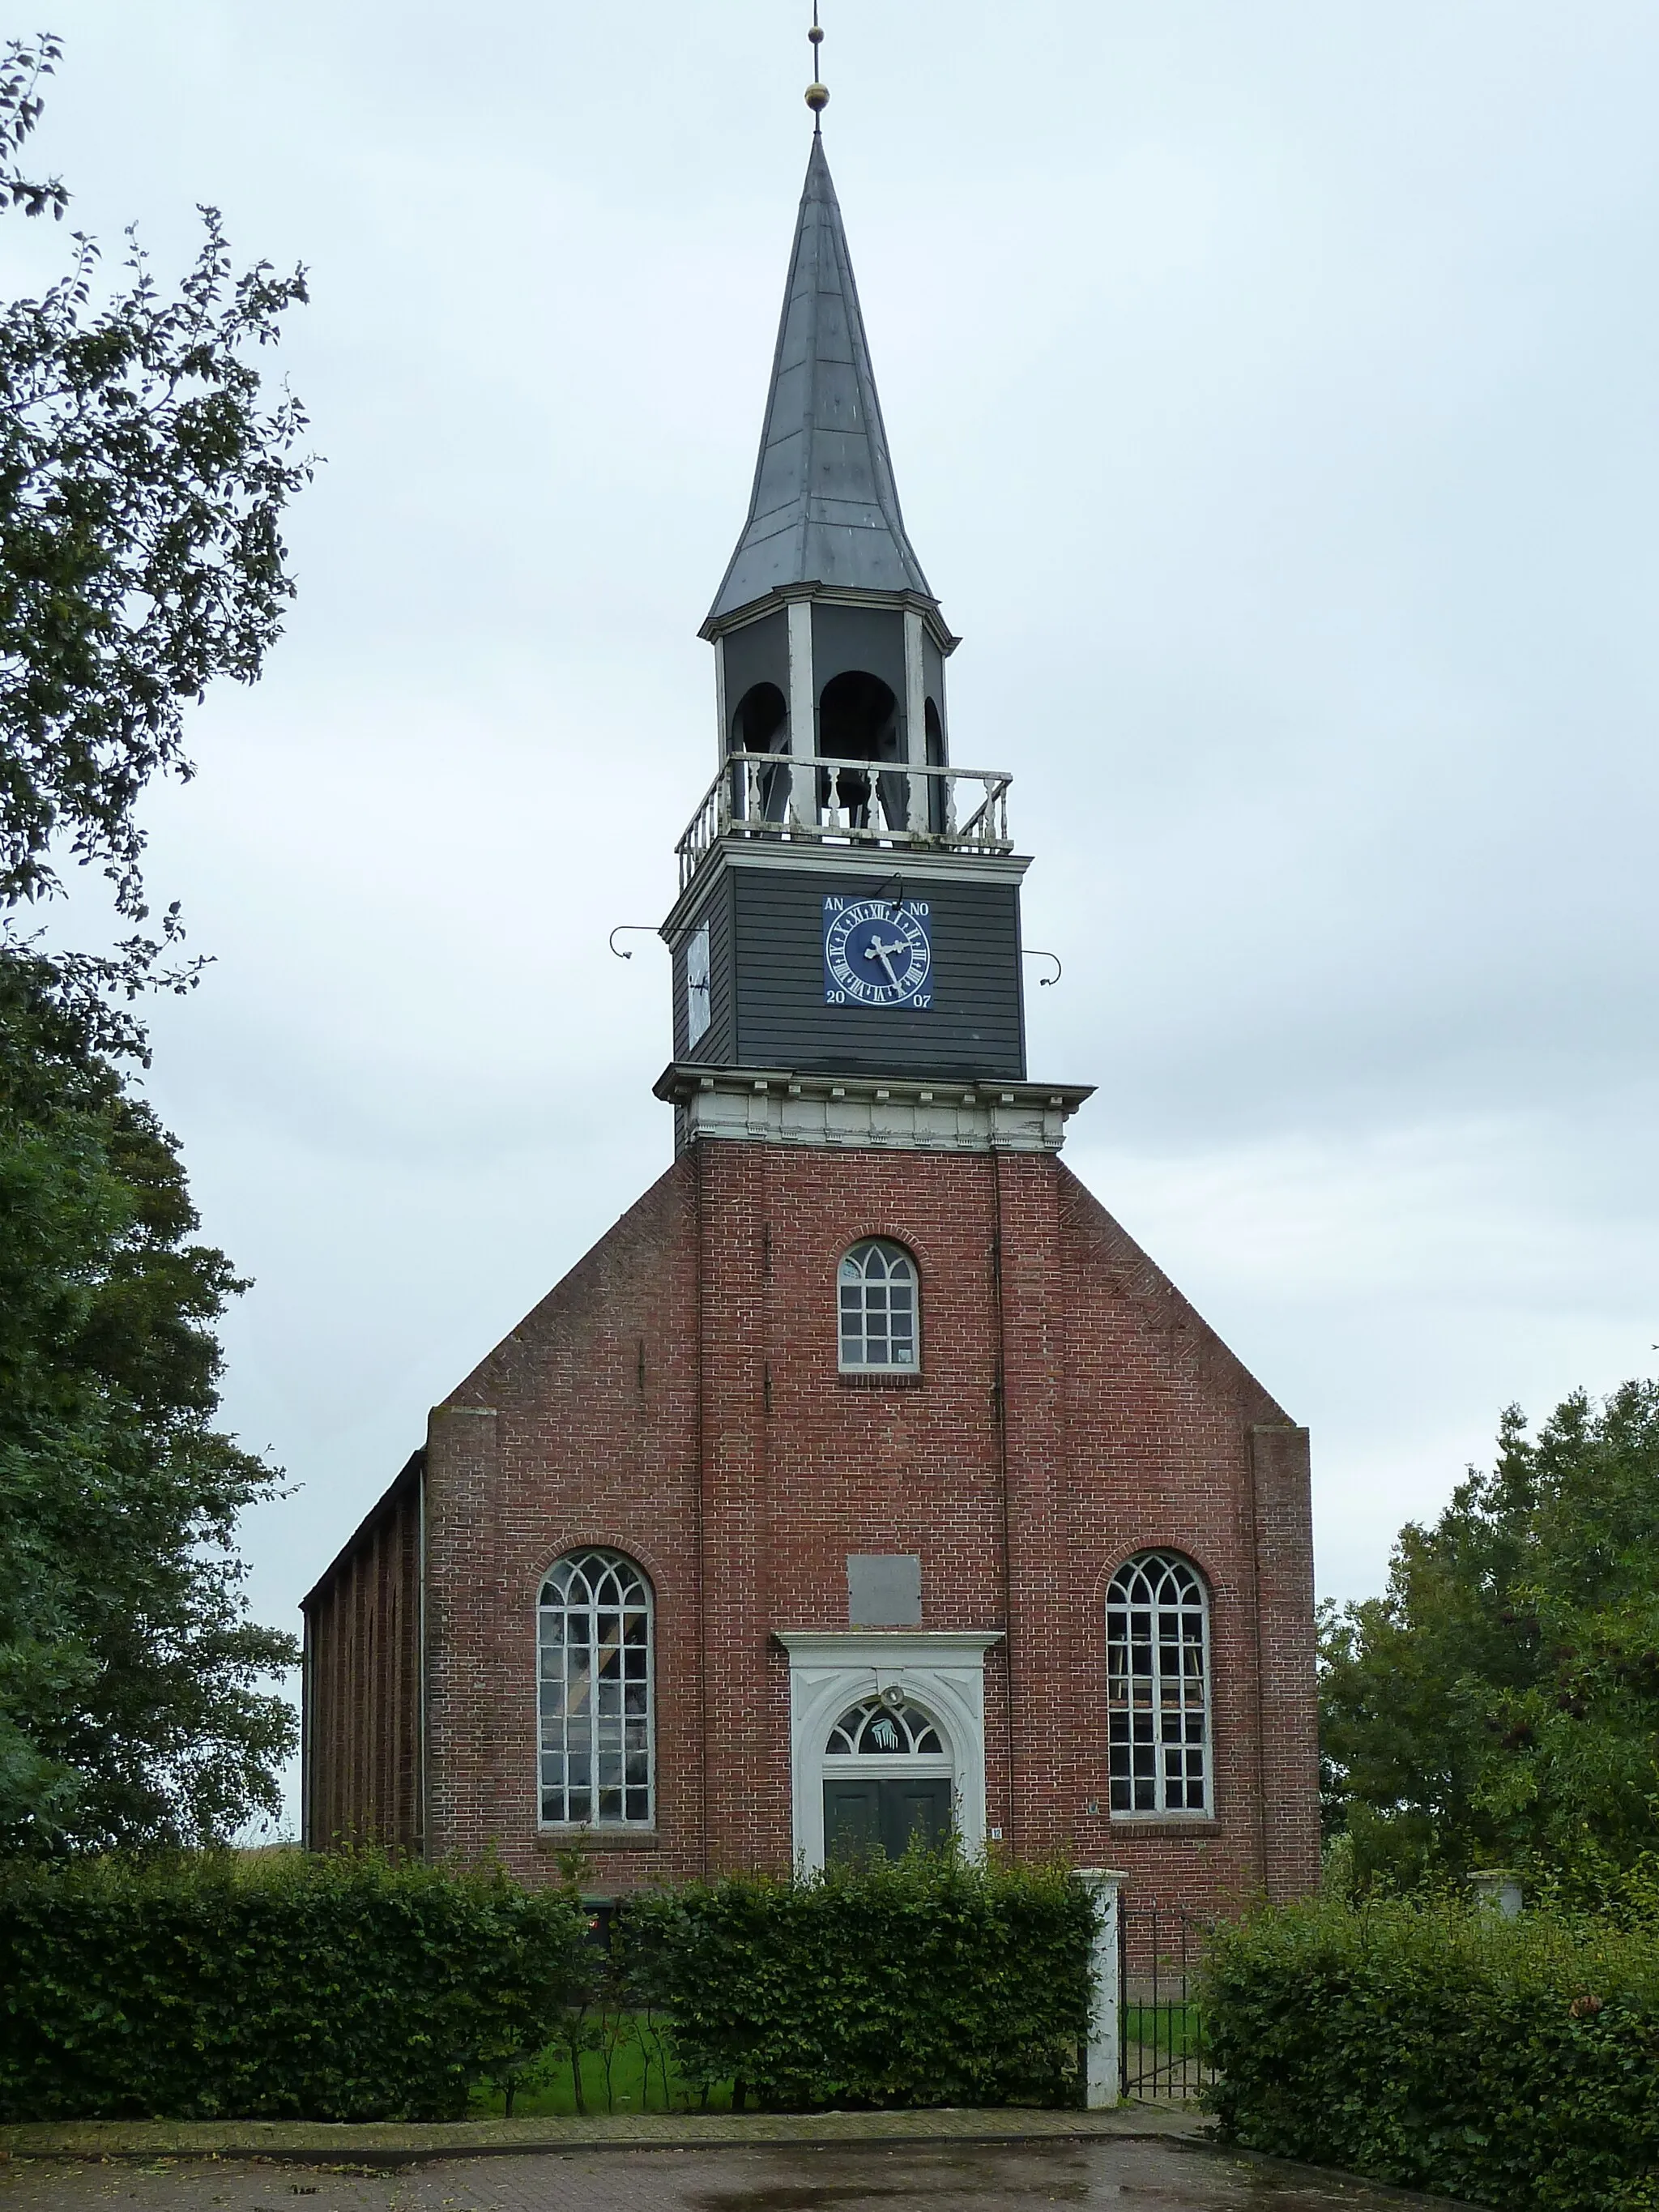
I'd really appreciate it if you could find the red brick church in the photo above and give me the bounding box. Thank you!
[301,121,1320,1918]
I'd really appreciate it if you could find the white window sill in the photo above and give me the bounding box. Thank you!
[1107,1811,1217,1826]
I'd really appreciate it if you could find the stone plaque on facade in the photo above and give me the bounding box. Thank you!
[847,1553,923,1627]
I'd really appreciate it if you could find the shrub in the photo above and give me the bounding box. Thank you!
[1205,1893,1659,2211]
[0,1847,588,2122]
[620,1851,1093,2111]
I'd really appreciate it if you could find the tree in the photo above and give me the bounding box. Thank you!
[0,37,310,1847]
[0,33,309,946]
[1320,1380,1659,1891]
[0,952,298,1847]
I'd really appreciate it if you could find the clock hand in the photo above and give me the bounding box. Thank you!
[864,936,902,988]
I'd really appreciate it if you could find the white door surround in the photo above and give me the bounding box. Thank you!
[774,1629,1004,1872]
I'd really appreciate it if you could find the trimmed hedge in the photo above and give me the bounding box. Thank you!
[0,1848,588,2122]
[621,1853,1094,2110]
[1205,1894,1659,2212]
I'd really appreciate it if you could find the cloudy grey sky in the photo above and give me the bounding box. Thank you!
[9,3,1658,1826]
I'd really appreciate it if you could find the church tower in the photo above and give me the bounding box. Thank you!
[300,70,1320,1915]
[659,130,1060,1142]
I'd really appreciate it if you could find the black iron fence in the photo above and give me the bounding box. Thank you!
[1119,1900,1211,2102]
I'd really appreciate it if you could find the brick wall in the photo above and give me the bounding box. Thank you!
[306,1139,1321,1913]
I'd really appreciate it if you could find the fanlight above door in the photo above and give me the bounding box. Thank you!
[825,1699,945,1757]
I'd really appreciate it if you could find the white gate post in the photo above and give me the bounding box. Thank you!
[1075,1868,1128,2109]
[1466,1869,1524,1919]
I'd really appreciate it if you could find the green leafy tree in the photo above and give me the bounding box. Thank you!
[0,36,310,1847]
[1321,1380,1659,1890]
[0,951,298,1848]
[0,34,309,941]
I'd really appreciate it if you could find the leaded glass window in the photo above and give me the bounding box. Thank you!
[1107,1552,1211,1816]
[538,1549,653,1828]
[838,1240,918,1371]
[825,1699,945,1756]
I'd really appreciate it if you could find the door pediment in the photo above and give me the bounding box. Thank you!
[775,1628,1002,1872]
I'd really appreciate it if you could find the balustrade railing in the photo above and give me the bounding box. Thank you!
[676,751,1013,891]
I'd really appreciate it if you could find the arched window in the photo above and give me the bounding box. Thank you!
[538,1549,654,1829]
[838,1240,919,1372]
[1107,1552,1211,1816]
[826,1699,945,1756]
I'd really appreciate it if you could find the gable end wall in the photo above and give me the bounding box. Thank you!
[309,1144,1320,1913]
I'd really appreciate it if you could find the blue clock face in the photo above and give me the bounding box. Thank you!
[823,897,932,1010]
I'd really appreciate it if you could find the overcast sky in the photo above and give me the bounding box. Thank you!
[9,3,1658,1829]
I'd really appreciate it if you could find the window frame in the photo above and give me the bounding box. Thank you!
[1105,1550,1214,1822]
[824,1698,949,1761]
[837,1238,921,1376]
[536,1548,655,1833]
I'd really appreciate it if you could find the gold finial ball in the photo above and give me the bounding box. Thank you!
[808,23,824,41]
[805,80,830,111]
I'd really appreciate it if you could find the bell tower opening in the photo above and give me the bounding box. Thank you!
[924,696,947,834]
[819,668,897,758]
[818,668,899,831]
[729,679,789,822]
[732,680,787,754]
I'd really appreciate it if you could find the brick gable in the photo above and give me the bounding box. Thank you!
[305,1142,1319,1913]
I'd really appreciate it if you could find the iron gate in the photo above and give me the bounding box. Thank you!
[1118,1900,1211,2102]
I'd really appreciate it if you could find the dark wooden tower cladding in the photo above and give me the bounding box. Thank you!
[666,858,1026,1081]
[299,121,1321,1916]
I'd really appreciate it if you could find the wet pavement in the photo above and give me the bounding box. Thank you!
[0,2139,1464,2211]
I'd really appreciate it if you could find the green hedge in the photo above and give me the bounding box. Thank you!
[1205,1894,1659,2211]
[0,1848,588,2122]
[620,1854,1093,2110]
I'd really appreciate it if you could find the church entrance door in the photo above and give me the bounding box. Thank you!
[778,1630,1000,1871]
[824,1774,952,1863]
[821,1697,953,1864]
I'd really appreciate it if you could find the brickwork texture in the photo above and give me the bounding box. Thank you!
[302,1140,1320,1915]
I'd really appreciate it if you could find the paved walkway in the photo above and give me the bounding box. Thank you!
[0,2134,1468,2211]
[0,2111,1198,2164]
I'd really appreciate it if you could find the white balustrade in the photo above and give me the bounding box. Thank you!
[676,752,1014,891]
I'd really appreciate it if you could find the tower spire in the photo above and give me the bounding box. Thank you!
[805,2,828,132]
[704,132,936,629]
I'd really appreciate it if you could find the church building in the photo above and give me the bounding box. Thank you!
[301,102,1320,1919]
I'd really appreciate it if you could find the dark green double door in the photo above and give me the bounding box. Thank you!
[824,1776,952,1863]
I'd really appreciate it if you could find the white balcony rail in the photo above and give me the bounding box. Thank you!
[676,750,1013,891]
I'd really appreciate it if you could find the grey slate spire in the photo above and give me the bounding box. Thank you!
[706,136,935,629]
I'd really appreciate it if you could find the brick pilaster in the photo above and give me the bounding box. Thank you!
[423,1404,501,1860]
[1249,1423,1321,1899]
[695,1142,774,1869]
[993,1150,1068,1854]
